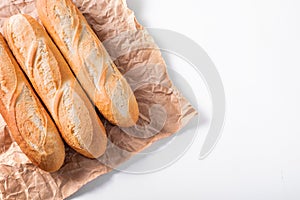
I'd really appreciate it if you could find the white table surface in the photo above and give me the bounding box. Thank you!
[70,0,300,199]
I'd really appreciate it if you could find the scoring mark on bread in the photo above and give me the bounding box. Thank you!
[53,2,75,51]
[0,46,17,110]
[81,34,103,90]
[9,15,35,63]
[105,68,130,118]
[33,39,61,100]
[58,83,93,150]
[15,85,46,152]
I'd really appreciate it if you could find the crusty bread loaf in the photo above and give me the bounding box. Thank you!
[36,0,139,127]
[4,14,107,158]
[0,34,65,172]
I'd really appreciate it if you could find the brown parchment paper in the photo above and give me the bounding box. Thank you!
[0,0,197,199]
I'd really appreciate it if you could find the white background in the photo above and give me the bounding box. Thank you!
[71,0,300,199]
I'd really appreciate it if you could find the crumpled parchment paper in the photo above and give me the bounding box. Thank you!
[0,0,197,199]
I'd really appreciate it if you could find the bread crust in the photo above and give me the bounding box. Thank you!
[4,14,107,158]
[0,34,65,172]
[36,0,139,127]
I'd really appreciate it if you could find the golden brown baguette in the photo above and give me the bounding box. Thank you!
[36,0,139,127]
[4,14,107,158]
[0,34,65,172]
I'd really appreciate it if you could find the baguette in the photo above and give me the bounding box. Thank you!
[36,0,139,127]
[0,34,65,172]
[4,14,107,158]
